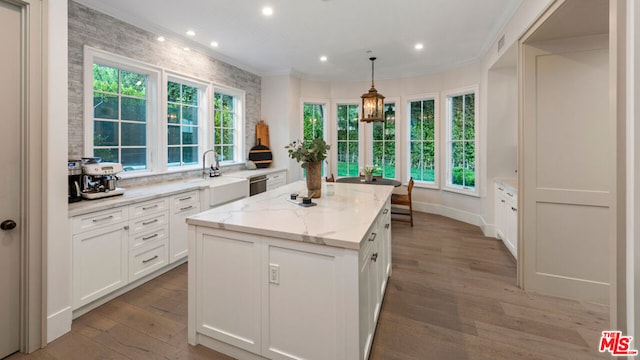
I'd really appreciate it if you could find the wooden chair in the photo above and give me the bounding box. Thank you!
[391,177,414,226]
[325,173,335,182]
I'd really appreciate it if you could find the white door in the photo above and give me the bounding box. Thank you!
[521,34,611,304]
[0,1,23,357]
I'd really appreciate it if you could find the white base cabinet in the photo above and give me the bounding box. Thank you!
[495,181,518,259]
[189,199,391,360]
[266,170,286,191]
[169,190,201,262]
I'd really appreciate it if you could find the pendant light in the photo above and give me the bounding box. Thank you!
[360,57,385,122]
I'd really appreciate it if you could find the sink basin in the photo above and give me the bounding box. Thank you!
[203,177,249,208]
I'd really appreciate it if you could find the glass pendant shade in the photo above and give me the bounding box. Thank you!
[360,57,385,122]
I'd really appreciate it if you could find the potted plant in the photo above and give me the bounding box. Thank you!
[285,138,330,198]
[361,165,380,182]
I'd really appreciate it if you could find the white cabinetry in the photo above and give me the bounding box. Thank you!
[190,198,391,360]
[169,190,201,262]
[266,170,286,191]
[495,181,517,259]
[72,207,129,309]
[127,198,170,281]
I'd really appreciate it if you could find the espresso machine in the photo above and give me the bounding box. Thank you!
[68,160,83,203]
[81,162,125,199]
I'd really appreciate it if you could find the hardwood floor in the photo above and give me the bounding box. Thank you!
[8,212,609,360]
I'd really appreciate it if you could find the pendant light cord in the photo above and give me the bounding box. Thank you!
[370,57,376,88]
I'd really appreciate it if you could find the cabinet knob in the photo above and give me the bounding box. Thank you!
[0,219,17,231]
[511,207,517,212]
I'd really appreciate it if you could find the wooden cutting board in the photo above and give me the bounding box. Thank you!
[256,120,269,147]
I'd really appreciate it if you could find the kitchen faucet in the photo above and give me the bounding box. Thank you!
[202,149,221,178]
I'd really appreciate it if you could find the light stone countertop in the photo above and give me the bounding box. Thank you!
[223,167,286,179]
[68,176,247,217]
[186,180,394,250]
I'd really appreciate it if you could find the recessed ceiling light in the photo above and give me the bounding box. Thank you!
[414,43,424,50]
[157,36,165,42]
[320,56,327,62]
[262,6,274,16]
[183,47,191,52]
[186,30,196,37]
[210,41,219,47]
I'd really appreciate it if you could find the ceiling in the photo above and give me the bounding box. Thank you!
[74,0,523,82]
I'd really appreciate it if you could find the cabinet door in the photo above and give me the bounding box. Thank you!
[506,199,518,259]
[266,171,286,191]
[358,243,373,360]
[73,222,128,309]
[169,202,200,263]
[495,184,506,240]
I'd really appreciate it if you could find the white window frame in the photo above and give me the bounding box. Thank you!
[164,73,209,172]
[333,101,363,177]
[443,85,479,197]
[84,46,161,177]
[300,100,330,178]
[406,93,440,189]
[212,85,245,165]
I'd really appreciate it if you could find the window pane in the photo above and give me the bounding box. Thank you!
[94,120,118,146]
[182,126,198,145]
[222,128,235,144]
[372,142,383,167]
[94,148,118,163]
[222,145,234,162]
[167,81,181,103]
[182,105,198,125]
[451,95,463,141]
[121,148,146,171]
[93,64,118,93]
[337,142,347,177]
[214,128,221,144]
[168,125,180,145]
[464,94,475,140]
[121,97,146,122]
[372,122,383,141]
[120,70,146,98]
[168,147,180,167]
[168,104,179,124]
[182,146,198,165]
[451,142,464,185]
[222,112,234,128]
[383,144,396,179]
[182,85,198,106]
[214,111,221,127]
[410,142,423,181]
[423,142,435,182]
[410,101,423,141]
[121,123,146,146]
[94,93,118,119]
[222,94,234,110]
[423,100,435,141]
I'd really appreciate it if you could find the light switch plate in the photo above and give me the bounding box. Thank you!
[269,264,279,284]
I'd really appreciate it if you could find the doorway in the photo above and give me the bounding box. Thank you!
[0,1,24,357]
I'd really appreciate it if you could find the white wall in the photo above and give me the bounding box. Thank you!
[46,0,71,342]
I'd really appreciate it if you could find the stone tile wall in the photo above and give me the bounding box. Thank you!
[68,1,261,185]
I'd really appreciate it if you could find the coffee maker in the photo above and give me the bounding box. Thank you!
[68,160,83,203]
[81,162,125,200]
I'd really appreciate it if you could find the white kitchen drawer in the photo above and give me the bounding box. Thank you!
[129,197,170,218]
[72,206,129,234]
[171,190,200,208]
[129,224,168,251]
[266,171,286,191]
[129,241,168,282]
[129,211,169,235]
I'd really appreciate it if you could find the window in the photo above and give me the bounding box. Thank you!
[167,81,200,167]
[303,103,326,176]
[409,97,437,184]
[372,103,396,178]
[213,89,244,163]
[445,87,478,194]
[92,63,149,171]
[336,104,359,176]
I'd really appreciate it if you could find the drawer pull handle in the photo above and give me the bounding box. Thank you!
[383,209,389,214]
[180,205,194,211]
[92,215,114,223]
[142,233,158,241]
[368,232,377,242]
[501,200,506,203]
[507,193,513,197]
[142,219,159,226]
[142,204,159,210]
[179,196,192,201]
[498,187,504,191]
[142,255,158,264]
[385,223,390,229]
[511,207,517,212]
[371,253,378,262]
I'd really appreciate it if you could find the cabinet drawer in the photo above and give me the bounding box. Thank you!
[129,241,168,282]
[171,190,200,208]
[129,211,169,234]
[72,207,128,234]
[129,225,168,251]
[129,197,170,218]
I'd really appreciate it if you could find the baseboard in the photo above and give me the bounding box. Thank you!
[47,306,72,343]
[411,201,496,238]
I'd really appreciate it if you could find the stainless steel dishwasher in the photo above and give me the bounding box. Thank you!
[249,175,267,196]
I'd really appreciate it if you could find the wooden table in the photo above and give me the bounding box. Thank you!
[336,176,401,187]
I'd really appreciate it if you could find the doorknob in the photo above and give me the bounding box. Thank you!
[1,220,17,231]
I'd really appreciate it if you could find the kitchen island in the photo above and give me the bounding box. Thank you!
[187,181,394,360]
